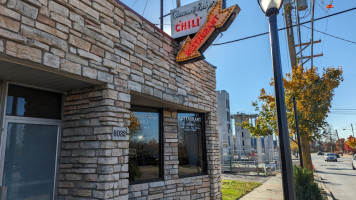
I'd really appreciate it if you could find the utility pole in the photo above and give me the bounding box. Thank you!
[329,129,333,152]
[283,1,322,69]
[176,0,181,8]
[335,130,341,153]
[352,124,355,154]
[283,3,297,69]
[293,97,303,167]
[310,0,316,69]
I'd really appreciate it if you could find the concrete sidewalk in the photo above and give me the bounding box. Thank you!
[240,174,283,200]
[239,172,333,200]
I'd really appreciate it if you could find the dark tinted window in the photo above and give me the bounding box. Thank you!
[178,113,206,177]
[6,85,62,119]
[129,109,161,183]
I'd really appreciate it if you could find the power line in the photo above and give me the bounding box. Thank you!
[131,0,138,8]
[142,0,149,16]
[331,109,356,110]
[301,24,356,45]
[213,6,356,46]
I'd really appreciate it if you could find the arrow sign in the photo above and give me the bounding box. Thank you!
[176,0,240,64]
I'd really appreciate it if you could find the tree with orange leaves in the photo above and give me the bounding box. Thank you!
[346,135,356,153]
[257,65,343,170]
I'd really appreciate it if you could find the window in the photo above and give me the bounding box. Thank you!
[242,140,245,146]
[227,111,230,121]
[6,84,62,119]
[178,113,206,177]
[129,107,162,183]
[242,132,244,138]
[226,99,229,108]
[228,136,230,146]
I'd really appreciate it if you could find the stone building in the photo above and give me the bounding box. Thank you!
[232,113,277,162]
[0,0,221,199]
[232,113,257,155]
[216,90,233,157]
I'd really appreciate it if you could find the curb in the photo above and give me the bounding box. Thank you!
[314,173,334,200]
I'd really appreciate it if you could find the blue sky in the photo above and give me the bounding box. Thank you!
[120,0,356,139]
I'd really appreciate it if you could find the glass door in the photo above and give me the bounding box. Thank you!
[0,119,60,200]
[0,83,62,200]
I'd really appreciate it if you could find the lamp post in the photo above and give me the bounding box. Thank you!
[257,0,296,199]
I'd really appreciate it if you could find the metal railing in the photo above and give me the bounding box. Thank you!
[221,149,280,175]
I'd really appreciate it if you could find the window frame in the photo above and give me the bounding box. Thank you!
[177,111,207,178]
[5,83,63,120]
[129,106,164,184]
[0,81,63,200]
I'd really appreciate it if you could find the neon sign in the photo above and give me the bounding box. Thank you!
[176,0,240,64]
[175,17,201,33]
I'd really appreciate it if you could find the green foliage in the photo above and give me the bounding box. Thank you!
[222,180,261,200]
[293,166,323,200]
[236,100,275,137]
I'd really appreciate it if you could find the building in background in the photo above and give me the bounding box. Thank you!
[232,113,277,162]
[232,113,258,155]
[217,90,234,158]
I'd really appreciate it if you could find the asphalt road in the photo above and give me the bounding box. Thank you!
[312,154,356,200]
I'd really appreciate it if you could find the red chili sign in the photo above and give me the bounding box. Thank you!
[175,17,201,33]
[176,0,240,64]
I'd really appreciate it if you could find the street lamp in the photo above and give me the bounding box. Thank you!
[257,0,296,200]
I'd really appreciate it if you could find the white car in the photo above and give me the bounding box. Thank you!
[324,153,337,162]
[353,154,356,170]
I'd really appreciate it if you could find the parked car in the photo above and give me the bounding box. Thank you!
[317,151,324,155]
[324,153,337,162]
[353,154,356,170]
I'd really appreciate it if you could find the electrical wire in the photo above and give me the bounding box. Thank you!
[316,0,327,12]
[212,6,356,46]
[142,0,149,16]
[301,24,356,45]
[131,0,138,8]
[331,109,356,110]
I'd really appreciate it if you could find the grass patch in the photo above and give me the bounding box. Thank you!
[222,180,261,200]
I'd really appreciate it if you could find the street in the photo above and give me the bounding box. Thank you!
[312,154,356,200]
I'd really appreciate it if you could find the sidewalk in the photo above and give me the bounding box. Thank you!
[239,172,333,200]
[240,174,283,200]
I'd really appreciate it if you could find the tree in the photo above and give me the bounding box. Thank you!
[346,135,356,153]
[335,138,345,154]
[290,141,299,157]
[128,113,141,139]
[344,142,353,153]
[257,66,343,170]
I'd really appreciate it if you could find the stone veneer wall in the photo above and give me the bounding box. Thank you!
[0,0,221,199]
